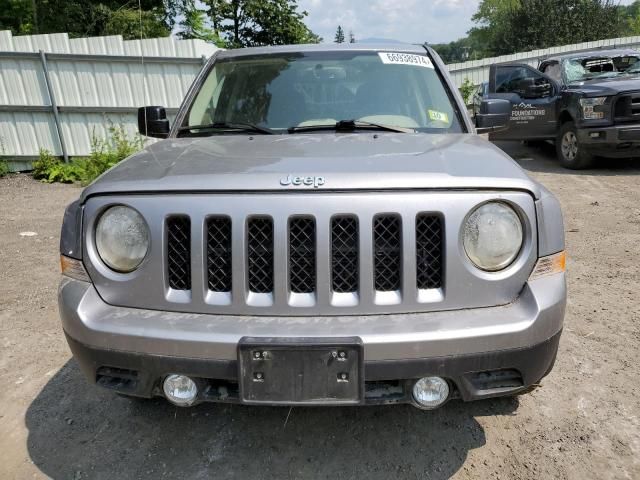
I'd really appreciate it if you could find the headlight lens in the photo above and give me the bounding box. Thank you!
[463,202,523,271]
[579,96,607,120]
[96,206,149,272]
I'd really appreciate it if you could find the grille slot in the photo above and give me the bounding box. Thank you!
[614,92,640,122]
[331,216,359,293]
[416,215,443,289]
[373,215,401,292]
[247,217,274,293]
[166,216,191,291]
[207,217,232,292]
[289,217,316,293]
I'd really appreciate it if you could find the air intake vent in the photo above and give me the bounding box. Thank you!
[289,217,316,293]
[207,217,232,292]
[373,215,401,292]
[247,218,274,293]
[416,215,443,289]
[166,216,191,290]
[331,216,359,293]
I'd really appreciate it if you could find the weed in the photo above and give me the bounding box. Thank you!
[32,125,144,184]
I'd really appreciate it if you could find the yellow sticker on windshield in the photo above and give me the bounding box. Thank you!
[428,110,449,123]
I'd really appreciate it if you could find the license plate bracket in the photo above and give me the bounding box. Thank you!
[238,337,364,405]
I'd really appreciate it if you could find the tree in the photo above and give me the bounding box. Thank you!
[349,30,355,43]
[0,0,175,39]
[468,0,625,57]
[334,25,345,43]
[204,0,321,48]
[178,0,225,46]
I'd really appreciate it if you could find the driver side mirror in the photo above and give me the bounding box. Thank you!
[475,99,511,134]
[138,106,170,138]
[518,78,552,99]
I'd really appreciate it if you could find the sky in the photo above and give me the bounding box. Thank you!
[297,0,638,45]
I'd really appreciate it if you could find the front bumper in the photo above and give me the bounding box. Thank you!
[577,123,640,157]
[59,273,566,406]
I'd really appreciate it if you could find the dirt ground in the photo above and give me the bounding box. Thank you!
[0,142,639,480]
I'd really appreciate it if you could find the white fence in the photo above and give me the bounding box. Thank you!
[446,35,640,87]
[0,31,218,169]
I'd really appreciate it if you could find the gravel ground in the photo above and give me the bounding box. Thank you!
[0,143,639,480]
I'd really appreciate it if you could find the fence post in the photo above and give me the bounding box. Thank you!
[39,50,69,163]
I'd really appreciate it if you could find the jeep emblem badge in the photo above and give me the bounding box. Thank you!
[280,174,325,188]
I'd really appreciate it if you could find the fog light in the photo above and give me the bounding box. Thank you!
[163,374,198,406]
[412,376,450,409]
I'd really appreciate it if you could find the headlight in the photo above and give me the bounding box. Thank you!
[579,96,607,120]
[95,206,149,272]
[463,202,523,272]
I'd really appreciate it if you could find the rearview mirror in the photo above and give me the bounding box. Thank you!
[475,99,511,134]
[138,106,170,138]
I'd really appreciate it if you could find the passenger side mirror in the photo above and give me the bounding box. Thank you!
[475,99,511,134]
[138,106,170,138]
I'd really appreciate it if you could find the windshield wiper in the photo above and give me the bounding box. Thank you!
[178,122,275,135]
[288,119,413,134]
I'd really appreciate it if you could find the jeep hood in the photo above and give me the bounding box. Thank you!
[81,133,541,201]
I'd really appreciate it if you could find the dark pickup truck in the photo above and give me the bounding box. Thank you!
[483,48,640,169]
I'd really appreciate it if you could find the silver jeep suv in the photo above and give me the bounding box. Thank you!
[59,44,566,410]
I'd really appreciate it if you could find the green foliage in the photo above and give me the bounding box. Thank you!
[335,25,345,44]
[465,0,625,59]
[32,126,144,185]
[0,160,9,178]
[178,0,226,46]
[0,0,173,39]
[459,78,476,106]
[203,0,322,47]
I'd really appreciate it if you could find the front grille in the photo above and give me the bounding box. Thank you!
[289,218,316,293]
[373,215,402,292]
[614,92,640,122]
[166,216,191,291]
[162,208,445,311]
[331,216,359,293]
[207,217,232,292]
[247,218,274,293]
[416,215,443,289]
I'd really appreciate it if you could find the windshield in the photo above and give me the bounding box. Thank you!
[181,51,464,135]
[564,55,640,83]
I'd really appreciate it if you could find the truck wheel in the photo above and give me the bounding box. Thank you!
[556,122,594,169]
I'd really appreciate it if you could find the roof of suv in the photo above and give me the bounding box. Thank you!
[216,42,426,59]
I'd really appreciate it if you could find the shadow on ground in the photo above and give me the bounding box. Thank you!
[26,361,518,479]
[494,140,640,175]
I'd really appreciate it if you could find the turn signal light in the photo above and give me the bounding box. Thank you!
[61,255,91,282]
[529,251,566,281]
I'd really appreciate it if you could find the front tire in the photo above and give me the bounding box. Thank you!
[556,122,594,169]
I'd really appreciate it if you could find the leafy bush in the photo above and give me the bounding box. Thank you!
[459,78,476,106]
[0,160,9,178]
[32,126,144,184]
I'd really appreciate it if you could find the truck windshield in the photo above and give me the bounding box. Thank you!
[181,50,464,135]
[564,55,640,83]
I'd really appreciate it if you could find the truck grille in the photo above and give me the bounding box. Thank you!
[164,211,443,307]
[614,91,640,122]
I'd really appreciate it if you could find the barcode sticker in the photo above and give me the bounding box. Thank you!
[378,52,434,69]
